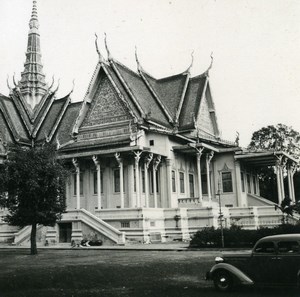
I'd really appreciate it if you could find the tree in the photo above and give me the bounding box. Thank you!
[0,143,69,255]
[248,124,300,203]
[248,123,300,157]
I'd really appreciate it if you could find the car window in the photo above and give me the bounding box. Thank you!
[278,241,300,254]
[254,241,275,254]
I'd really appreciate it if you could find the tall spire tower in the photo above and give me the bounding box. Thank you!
[18,0,48,109]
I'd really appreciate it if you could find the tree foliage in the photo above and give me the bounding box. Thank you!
[248,123,300,159]
[248,124,300,203]
[0,143,69,254]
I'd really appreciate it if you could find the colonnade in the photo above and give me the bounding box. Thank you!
[195,149,215,202]
[276,156,297,204]
[71,151,162,210]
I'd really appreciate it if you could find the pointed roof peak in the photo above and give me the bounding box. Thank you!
[29,1,39,29]
[17,0,48,109]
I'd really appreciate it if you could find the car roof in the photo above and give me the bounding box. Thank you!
[258,234,300,243]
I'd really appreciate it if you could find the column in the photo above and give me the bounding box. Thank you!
[280,157,287,201]
[276,160,283,204]
[134,151,142,208]
[196,148,204,202]
[256,173,260,196]
[92,155,101,210]
[115,153,124,208]
[166,158,173,208]
[144,153,153,208]
[288,163,297,202]
[291,163,297,202]
[72,158,80,209]
[206,151,214,202]
[128,164,134,208]
[153,155,161,208]
[234,160,246,207]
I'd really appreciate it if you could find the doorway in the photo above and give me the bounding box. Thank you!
[59,223,72,243]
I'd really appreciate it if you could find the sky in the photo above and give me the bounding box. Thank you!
[0,0,299,147]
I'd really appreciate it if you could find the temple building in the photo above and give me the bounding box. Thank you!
[0,1,298,246]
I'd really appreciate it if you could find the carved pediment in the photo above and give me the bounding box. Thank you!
[81,74,132,128]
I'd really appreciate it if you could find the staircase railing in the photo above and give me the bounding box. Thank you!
[63,209,125,245]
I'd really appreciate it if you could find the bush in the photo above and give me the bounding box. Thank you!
[189,223,300,248]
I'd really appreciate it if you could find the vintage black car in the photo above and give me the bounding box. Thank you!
[206,234,300,291]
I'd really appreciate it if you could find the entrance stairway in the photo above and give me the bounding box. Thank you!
[62,209,126,245]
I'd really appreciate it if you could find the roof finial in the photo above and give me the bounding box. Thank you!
[6,75,12,91]
[104,33,112,61]
[13,73,18,88]
[135,46,142,71]
[187,50,194,73]
[69,79,75,94]
[53,79,60,94]
[204,52,214,77]
[49,75,55,91]
[95,33,105,63]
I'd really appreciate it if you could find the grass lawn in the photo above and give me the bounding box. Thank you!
[0,248,299,297]
[0,249,213,297]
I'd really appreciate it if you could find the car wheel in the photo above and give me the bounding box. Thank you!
[213,270,233,292]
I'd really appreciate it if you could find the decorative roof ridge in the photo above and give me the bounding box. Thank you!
[12,88,34,122]
[138,69,174,124]
[47,96,71,142]
[83,62,101,101]
[32,94,56,138]
[113,60,141,78]
[32,91,54,122]
[73,62,103,135]
[9,91,33,135]
[195,75,209,120]
[109,59,145,117]
[174,71,191,125]
[0,99,21,143]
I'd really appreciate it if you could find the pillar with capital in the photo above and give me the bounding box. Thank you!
[206,151,214,202]
[134,151,142,207]
[92,155,101,210]
[275,156,285,204]
[144,153,153,208]
[195,148,204,202]
[153,155,161,208]
[166,158,174,208]
[287,163,297,202]
[115,153,124,208]
[72,158,80,209]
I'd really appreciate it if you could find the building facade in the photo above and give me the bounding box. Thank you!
[0,1,298,246]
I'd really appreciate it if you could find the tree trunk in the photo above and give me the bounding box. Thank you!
[30,223,37,255]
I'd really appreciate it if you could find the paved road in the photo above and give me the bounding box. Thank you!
[0,249,298,297]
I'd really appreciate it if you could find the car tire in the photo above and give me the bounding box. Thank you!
[213,270,233,292]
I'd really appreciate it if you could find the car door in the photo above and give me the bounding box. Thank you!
[276,240,300,285]
[250,241,281,284]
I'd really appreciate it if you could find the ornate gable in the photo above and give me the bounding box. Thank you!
[197,94,215,136]
[81,72,132,128]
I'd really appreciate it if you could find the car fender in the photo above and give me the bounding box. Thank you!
[209,263,254,285]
